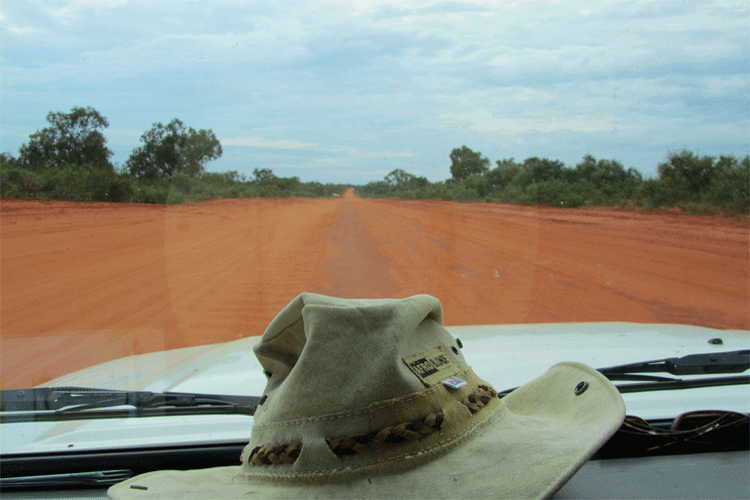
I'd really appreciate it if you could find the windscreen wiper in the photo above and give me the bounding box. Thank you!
[496,350,749,397]
[595,350,749,394]
[0,469,134,489]
[597,350,749,380]
[0,387,261,423]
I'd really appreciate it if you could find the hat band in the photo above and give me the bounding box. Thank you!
[247,382,498,467]
[328,410,445,458]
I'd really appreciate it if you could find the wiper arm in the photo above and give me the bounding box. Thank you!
[497,350,750,398]
[597,350,749,380]
[0,387,261,423]
[0,469,133,489]
[595,350,750,394]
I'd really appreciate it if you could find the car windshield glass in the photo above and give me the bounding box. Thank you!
[0,0,748,462]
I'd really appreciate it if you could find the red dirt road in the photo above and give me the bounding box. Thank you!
[2,191,748,389]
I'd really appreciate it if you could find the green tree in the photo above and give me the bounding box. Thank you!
[1,152,18,169]
[252,168,277,183]
[704,155,750,211]
[1,153,44,199]
[573,154,640,199]
[18,107,113,171]
[513,157,565,187]
[487,158,520,189]
[359,180,389,197]
[303,181,325,197]
[449,146,490,180]
[384,169,429,191]
[462,174,489,198]
[626,167,643,186]
[126,119,222,179]
[524,157,565,182]
[384,169,413,188]
[657,150,714,201]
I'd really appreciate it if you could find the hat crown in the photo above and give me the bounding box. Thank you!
[240,294,481,476]
[253,294,463,422]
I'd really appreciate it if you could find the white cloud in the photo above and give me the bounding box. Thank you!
[5,24,44,35]
[0,9,42,35]
[223,137,318,149]
[700,75,749,97]
[436,109,626,135]
[1,0,747,182]
[46,0,137,23]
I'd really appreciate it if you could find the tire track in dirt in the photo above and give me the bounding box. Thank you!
[320,191,398,298]
[1,196,747,389]
[1,199,343,389]
[341,196,748,329]
[337,196,543,325]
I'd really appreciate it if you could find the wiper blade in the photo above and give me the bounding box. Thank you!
[0,387,260,423]
[0,469,133,489]
[597,350,749,380]
[595,350,749,394]
[496,350,750,398]
[614,375,749,394]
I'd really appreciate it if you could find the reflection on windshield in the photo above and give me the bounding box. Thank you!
[1,193,748,389]
[1,1,749,394]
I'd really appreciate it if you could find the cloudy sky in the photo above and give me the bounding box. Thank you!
[1,0,748,184]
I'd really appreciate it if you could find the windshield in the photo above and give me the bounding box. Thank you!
[0,0,748,483]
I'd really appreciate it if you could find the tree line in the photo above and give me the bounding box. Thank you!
[1,107,747,214]
[0,107,347,203]
[357,145,749,214]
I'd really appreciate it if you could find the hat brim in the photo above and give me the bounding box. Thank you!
[108,362,624,500]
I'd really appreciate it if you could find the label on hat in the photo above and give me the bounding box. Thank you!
[403,346,460,386]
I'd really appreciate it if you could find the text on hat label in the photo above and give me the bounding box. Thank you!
[403,346,461,386]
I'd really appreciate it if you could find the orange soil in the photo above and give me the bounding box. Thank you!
[2,190,748,389]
